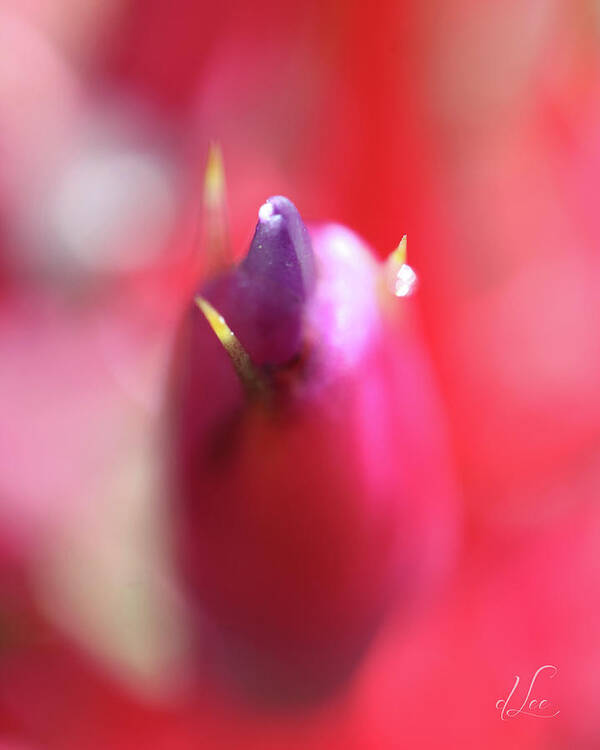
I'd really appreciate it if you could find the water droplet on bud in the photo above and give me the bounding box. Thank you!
[393,263,418,297]
[383,236,418,297]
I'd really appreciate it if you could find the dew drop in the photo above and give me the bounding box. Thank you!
[393,263,418,297]
[383,237,418,297]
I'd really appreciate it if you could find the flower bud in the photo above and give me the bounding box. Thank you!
[168,197,456,702]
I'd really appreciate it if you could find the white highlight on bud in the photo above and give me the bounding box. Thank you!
[258,201,275,221]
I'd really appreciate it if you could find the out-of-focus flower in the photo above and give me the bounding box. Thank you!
[168,195,457,700]
[2,0,600,747]
[411,0,600,535]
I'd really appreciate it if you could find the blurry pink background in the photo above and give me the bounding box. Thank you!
[2,0,600,747]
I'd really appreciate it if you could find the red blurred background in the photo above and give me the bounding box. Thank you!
[2,0,600,747]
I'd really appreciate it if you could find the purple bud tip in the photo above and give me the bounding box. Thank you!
[201,196,316,367]
[243,196,316,302]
